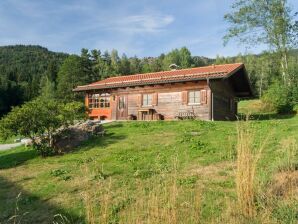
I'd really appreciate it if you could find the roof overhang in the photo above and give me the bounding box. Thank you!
[224,66,253,98]
[74,76,225,92]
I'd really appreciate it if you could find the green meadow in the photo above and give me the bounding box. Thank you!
[0,100,297,224]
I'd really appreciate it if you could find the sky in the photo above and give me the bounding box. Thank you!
[0,0,298,58]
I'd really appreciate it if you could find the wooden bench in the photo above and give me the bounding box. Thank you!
[175,111,196,120]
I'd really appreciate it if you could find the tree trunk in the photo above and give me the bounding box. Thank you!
[259,71,263,97]
[48,131,53,148]
[280,49,289,85]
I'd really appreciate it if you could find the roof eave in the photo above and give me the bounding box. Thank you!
[223,64,254,98]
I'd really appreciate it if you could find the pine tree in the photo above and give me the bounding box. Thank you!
[56,55,90,102]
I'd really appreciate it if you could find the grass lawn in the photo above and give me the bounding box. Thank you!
[0,100,297,223]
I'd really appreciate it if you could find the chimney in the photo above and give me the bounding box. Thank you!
[169,64,179,70]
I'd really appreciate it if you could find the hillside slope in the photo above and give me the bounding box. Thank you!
[0,45,68,116]
[0,106,297,223]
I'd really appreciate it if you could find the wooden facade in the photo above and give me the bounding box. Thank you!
[74,63,253,121]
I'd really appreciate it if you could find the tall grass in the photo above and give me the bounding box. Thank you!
[235,122,259,218]
[7,193,28,224]
[219,119,272,223]
[231,121,297,224]
[82,158,202,224]
[80,122,297,224]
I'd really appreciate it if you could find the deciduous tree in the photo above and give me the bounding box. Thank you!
[224,0,298,84]
[0,98,85,156]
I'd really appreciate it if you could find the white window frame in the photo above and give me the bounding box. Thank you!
[142,94,153,107]
[99,93,110,108]
[88,93,110,109]
[188,90,201,105]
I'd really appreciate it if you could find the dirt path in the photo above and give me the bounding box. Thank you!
[0,143,23,151]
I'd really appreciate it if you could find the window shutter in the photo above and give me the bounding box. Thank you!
[152,93,158,106]
[200,90,207,104]
[181,91,188,105]
[137,94,142,107]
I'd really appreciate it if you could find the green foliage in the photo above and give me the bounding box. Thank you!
[224,0,298,84]
[0,98,85,156]
[56,55,91,102]
[50,169,72,181]
[50,168,69,177]
[39,76,56,99]
[78,47,212,80]
[0,45,67,117]
[162,47,194,69]
[224,0,298,49]
[262,81,294,113]
[213,51,298,98]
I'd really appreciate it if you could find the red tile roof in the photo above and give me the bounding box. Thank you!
[74,63,244,91]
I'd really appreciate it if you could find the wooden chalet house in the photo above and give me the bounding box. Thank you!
[74,63,252,121]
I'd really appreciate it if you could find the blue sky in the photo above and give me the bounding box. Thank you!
[1,0,298,58]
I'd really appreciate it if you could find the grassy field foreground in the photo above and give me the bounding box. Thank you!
[0,101,297,223]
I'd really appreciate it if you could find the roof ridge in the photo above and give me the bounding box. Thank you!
[91,70,227,86]
[115,62,242,77]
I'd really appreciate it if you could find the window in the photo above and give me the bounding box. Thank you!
[88,94,99,108]
[88,93,110,109]
[142,94,153,106]
[188,91,200,104]
[118,96,126,109]
[100,93,110,108]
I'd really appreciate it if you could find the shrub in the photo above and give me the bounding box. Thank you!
[262,81,294,114]
[0,98,85,157]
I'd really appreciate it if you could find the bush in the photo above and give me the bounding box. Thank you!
[0,98,86,157]
[262,81,294,114]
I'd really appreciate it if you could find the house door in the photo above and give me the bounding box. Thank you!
[117,95,128,120]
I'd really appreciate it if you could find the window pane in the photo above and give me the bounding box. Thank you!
[191,97,196,104]
[148,95,152,105]
[100,99,104,108]
[188,91,200,104]
[143,97,147,105]
[143,94,152,106]
[195,91,200,103]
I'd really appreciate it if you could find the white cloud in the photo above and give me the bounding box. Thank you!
[111,14,175,33]
[75,13,175,35]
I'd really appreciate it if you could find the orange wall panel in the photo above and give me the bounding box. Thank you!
[88,108,112,120]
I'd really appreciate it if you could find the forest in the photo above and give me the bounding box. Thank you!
[0,45,67,116]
